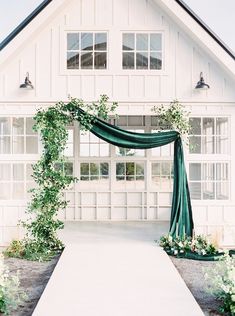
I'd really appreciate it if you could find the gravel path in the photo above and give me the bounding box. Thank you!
[170,257,223,316]
[3,256,59,316]
[2,253,223,316]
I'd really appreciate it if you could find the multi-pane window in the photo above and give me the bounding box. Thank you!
[67,32,107,69]
[189,117,229,154]
[80,131,109,157]
[151,116,173,157]
[122,33,162,70]
[0,163,34,200]
[189,163,229,200]
[0,117,38,154]
[115,116,145,157]
[80,162,109,181]
[116,162,144,181]
[151,162,173,190]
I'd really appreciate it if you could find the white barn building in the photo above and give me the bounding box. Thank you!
[0,0,235,246]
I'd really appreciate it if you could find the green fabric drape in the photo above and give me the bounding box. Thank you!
[71,107,194,238]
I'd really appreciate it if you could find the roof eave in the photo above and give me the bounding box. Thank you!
[0,0,52,51]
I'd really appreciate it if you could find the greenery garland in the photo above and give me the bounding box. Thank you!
[152,100,190,142]
[5,95,118,261]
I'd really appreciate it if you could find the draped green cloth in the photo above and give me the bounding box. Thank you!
[69,106,194,238]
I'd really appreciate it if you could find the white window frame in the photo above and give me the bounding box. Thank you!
[62,30,109,73]
[121,31,164,71]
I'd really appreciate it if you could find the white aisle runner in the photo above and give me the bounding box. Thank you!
[33,242,204,316]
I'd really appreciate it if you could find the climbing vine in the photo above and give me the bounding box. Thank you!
[5,95,118,261]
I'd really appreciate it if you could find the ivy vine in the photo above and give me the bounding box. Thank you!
[5,95,118,261]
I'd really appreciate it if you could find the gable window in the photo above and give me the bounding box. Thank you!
[122,33,162,70]
[67,32,107,70]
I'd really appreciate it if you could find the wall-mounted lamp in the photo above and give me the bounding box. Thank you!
[20,72,34,89]
[195,72,210,90]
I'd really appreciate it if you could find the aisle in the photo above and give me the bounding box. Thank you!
[33,223,204,316]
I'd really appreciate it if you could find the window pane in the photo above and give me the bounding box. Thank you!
[13,118,24,135]
[90,163,99,176]
[13,183,24,199]
[116,163,125,175]
[189,118,201,135]
[13,164,24,180]
[117,116,128,126]
[216,136,228,154]
[67,52,79,69]
[81,163,89,175]
[80,144,89,156]
[94,33,107,50]
[100,163,109,176]
[203,182,215,199]
[0,118,11,134]
[202,163,215,181]
[203,118,214,135]
[216,163,228,180]
[12,136,24,154]
[216,118,228,135]
[123,33,134,50]
[90,144,99,156]
[26,118,36,135]
[152,163,160,175]
[136,52,148,69]
[202,136,214,154]
[161,163,170,175]
[81,52,93,69]
[94,52,107,69]
[126,162,134,176]
[0,136,11,154]
[189,182,201,200]
[136,163,144,175]
[128,116,144,126]
[216,182,229,200]
[0,164,10,180]
[64,162,73,176]
[189,163,201,180]
[81,33,93,50]
[67,33,79,50]
[100,143,109,156]
[150,52,162,69]
[26,137,38,154]
[122,52,134,69]
[150,34,161,51]
[0,183,11,199]
[136,34,148,51]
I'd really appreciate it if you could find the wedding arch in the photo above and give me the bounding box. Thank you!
[15,97,193,260]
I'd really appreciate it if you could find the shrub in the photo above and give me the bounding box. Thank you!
[205,253,235,315]
[0,254,27,315]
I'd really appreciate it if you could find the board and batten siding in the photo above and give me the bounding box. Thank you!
[0,0,235,246]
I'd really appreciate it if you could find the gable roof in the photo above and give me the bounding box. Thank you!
[0,0,234,76]
[0,0,52,51]
[0,0,234,60]
[176,0,235,61]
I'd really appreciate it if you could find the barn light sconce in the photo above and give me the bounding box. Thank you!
[195,72,210,90]
[19,72,34,89]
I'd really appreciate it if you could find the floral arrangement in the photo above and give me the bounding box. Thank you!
[0,254,26,314]
[152,100,190,138]
[205,253,235,315]
[158,234,219,257]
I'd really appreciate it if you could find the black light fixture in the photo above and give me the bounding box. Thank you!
[20,72,34,89]
[195,72,210,90]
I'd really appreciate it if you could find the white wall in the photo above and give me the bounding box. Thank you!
[0,0,235,246]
